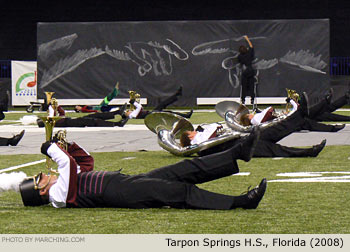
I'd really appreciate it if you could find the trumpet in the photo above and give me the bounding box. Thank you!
[54,130,68,151]
[45,91,55,105]
[285,88,300,113]
[128,90,141,111]
[39,92,62,174]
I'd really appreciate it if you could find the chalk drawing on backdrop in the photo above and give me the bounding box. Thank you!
[38,34,327,89]
[279,50,327,74]
[38,33,78,61]
[192,36,327,88]
[39,36,189,87]
[110,39,189,76]
[40,48,105,88]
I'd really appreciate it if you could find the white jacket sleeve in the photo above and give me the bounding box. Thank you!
[48,143,80,208]
[290,99,298,112]
[128,101,142,119]
[191,123,219,145]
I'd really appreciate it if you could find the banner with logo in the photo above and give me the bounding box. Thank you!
[11,61,37,106]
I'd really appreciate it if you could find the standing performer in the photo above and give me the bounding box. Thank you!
[19,131,267,210]
[238,35,256,106]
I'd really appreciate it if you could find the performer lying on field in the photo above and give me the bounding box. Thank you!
[241,90,345,132]
[180,92,328,158]
[123,86,193,119]
[37,103,128,128]
[74,82,121,113]
[19,130,267,210]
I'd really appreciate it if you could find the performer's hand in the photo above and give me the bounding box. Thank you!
[41,141,52,157]
[115,82,119,90]
[51,134,59,143]
[129,98,135,104]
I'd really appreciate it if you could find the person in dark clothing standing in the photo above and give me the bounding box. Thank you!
[19,130,267,210]
[238,35,256,105]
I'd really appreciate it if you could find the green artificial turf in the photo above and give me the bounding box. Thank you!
[1,146,350,234]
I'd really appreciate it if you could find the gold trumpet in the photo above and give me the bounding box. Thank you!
[45,91,55,105]
[285,88,300,113]
[40,92,62,174]
[128,90,141,111]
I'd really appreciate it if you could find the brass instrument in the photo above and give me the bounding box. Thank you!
[45,91,55,105]
[54,130,68,151]
[285,88,300,113]
[39,92,62,174]
[144,112,241,157]
[128,90,141,111]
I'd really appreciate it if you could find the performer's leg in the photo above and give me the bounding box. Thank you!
[163,109,193,118]
[146,129,259,184]
[314,112,350,122]
[104,174,266,210]
[307,93,332,119]
[241,77,248,104]
[0,137,9,146]
[99,84,119,107]
[328,94,349,112]
[249,77,255,105]
[153,87,182,111]
[301,118,345,132]
[85,112,114,120]
[253,140,326,158]
[259,110,306,143]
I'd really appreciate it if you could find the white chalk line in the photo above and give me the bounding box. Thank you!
[0,159,46,173]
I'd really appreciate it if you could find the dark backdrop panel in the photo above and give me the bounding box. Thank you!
[37,20,329,106]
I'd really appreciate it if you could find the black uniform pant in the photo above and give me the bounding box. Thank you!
[300,118,340,132]
[136,91,187,119]
[314,112,350,122]
[0,137,10,146]
[55,117,117,127]
[311,94,350,121]
[241,67,256,104]
[199,110,308,158]
[103,145,242,210]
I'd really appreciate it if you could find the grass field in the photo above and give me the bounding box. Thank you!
[0,110,349,234]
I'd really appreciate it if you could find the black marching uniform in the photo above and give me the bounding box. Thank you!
[44,140,261,210]
[199,99,331,158]
[238,47,256,104]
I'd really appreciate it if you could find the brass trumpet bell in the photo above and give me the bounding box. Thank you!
[285,88,300,113]
[44,91,55,105]
[128,90,141,111]
[39,115,62,174]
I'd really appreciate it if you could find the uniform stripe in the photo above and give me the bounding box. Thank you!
[100,171,106,194]
[95,171,103,194]
[89,171,98,194]
[84,172,92,194]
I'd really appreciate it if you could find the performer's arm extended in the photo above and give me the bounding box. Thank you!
[243,35,253,48]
